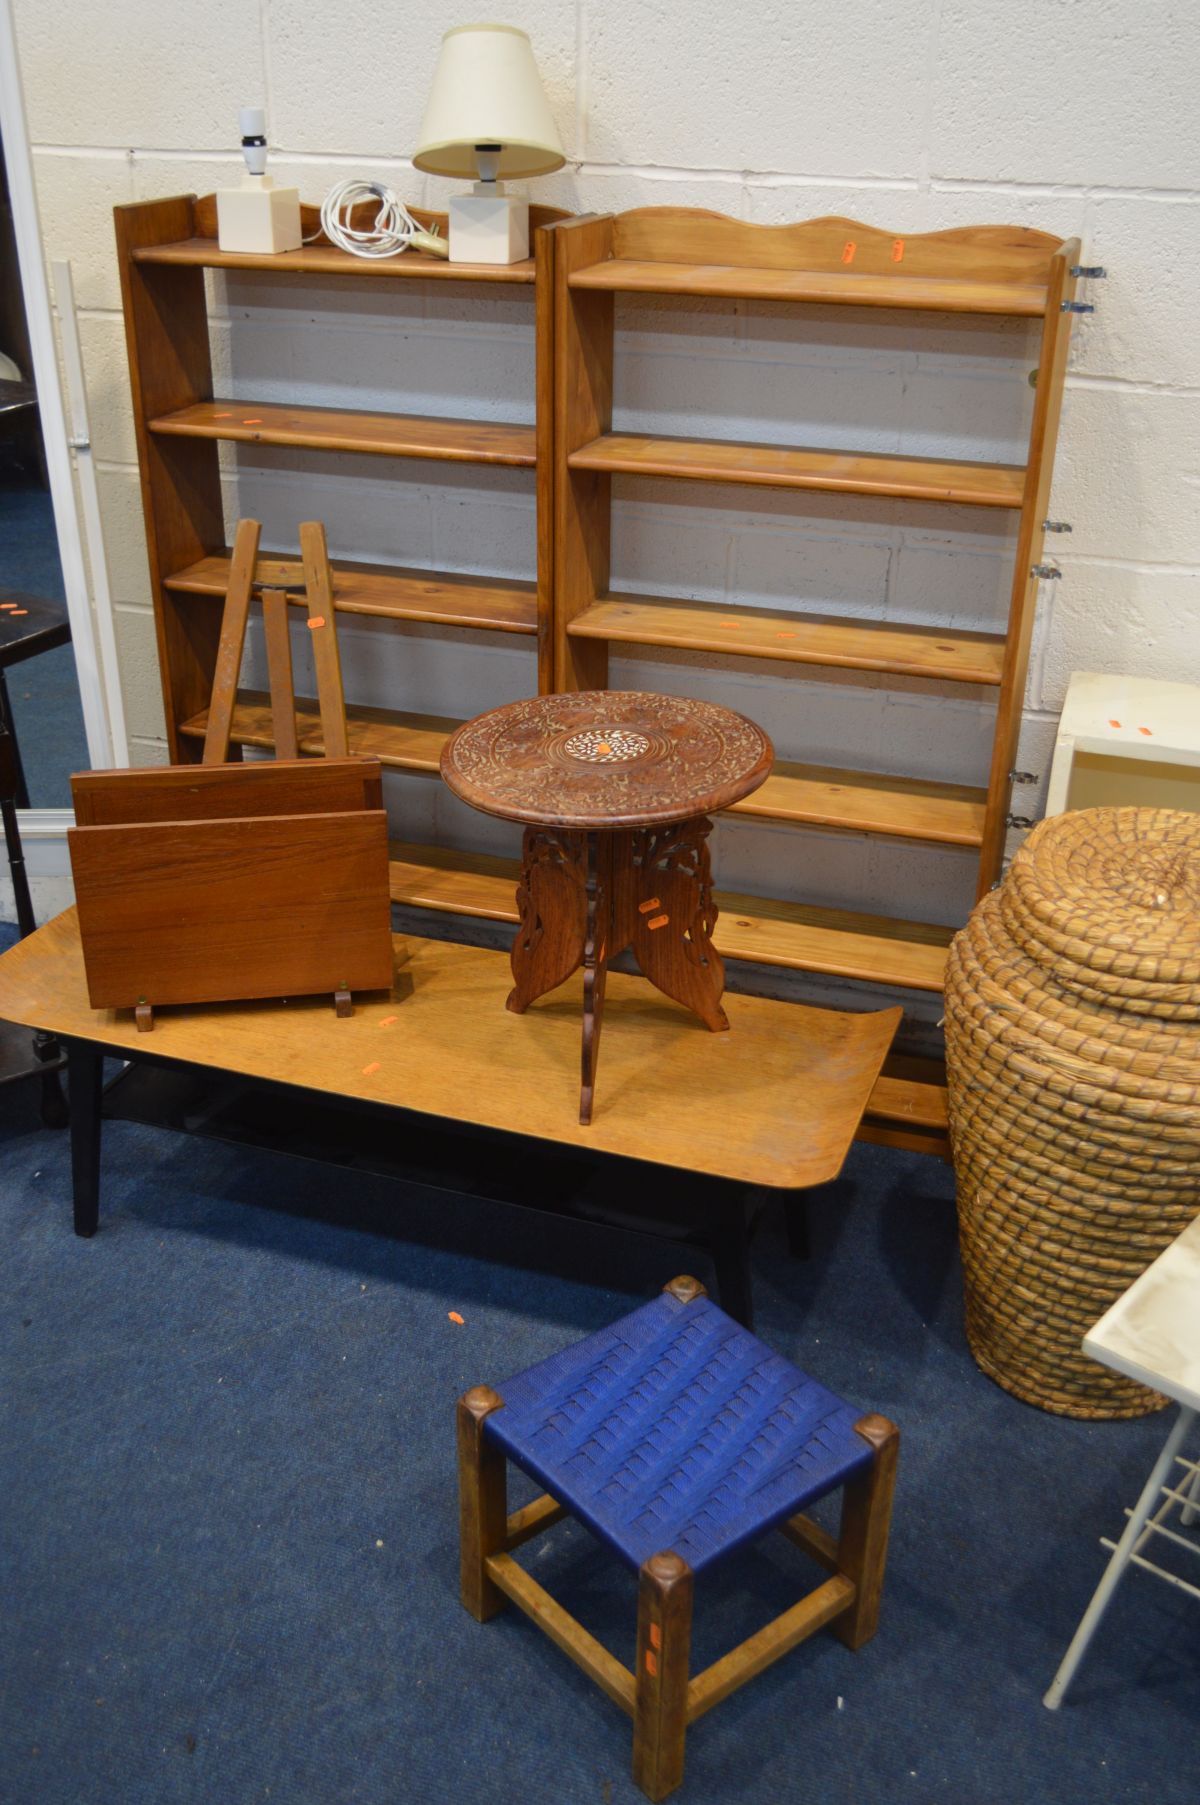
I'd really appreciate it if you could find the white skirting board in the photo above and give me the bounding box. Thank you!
[0,815,75,926]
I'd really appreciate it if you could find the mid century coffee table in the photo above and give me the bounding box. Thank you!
[441,691,773,1122]
[0,909,900,1325]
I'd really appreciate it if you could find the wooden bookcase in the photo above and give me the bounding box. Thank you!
[545,208,1083,1148]
[113,190,562,814]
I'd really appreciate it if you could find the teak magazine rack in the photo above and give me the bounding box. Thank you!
[115,199,1084,1157]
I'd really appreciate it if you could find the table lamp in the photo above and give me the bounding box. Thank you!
[413,24,565,265]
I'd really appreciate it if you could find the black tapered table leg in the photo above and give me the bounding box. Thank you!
[709,1220,754,1330]
[67,1040,103,1237]
[0,671,30,811]
[785,1193,810,1261]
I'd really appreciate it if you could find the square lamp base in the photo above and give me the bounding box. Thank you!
[449,190,529,265]
[216,181,303,256]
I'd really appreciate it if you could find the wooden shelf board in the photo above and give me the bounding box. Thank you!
[132,236,537,284]
[569,433,1025,508]
[568,593,1005,686]
[727,760,987,846]
[390,840,524,923]
[387,841,951,992]
[570,258,1048,317]
[165,552,537,636]
[867,1055,950,1131]
[149,400,536,467]
[715,888,952,991]
[178,690,456,772]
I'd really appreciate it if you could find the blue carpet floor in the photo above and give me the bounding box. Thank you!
[0,916,1196,1803]
[1,480,91,807]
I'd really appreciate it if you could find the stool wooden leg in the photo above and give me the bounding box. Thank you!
[633,1552,693,1802]
[833,1413,899,1651]
[457,1386,508,1623]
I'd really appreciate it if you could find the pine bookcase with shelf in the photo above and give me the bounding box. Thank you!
[552,208,1084,1151]
[114,189,562,808]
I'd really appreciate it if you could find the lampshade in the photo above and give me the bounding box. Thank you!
[413,24,565,182]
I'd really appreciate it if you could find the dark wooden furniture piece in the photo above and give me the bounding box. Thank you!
[0,593,70,1122]
[0,593,71,810]
[441,691,773,1121]
[1,723,66,1122]
[459,1274,899,1800]
[0,376,45,482]
[0,910,900,1324]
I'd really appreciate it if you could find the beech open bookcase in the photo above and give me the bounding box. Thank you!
[113,189,562,757]
[551,208,1084,1151]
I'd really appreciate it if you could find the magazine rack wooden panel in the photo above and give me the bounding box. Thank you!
[68,757,393,1027]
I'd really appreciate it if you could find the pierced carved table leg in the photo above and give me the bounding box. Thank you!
[630,816,729,1033]
[507,827,588,1015]
[579,834,613,1126]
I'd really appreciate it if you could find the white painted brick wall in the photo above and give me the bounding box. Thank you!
[12,0,1200,957]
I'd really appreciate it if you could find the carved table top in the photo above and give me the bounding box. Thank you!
[440,691,773,829]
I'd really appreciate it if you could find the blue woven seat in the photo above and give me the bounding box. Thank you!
[486,1286,874,1574]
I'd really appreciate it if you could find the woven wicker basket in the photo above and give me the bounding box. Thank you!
[945,806,1200,1418]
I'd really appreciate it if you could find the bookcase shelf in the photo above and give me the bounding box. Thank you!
[568,433,1025,508]
[569,256,1049,316]
[149,399,537,467]
[178,690,458,772]
[386,839,952,988]
[133,236,538,284]
[164,552,538,635]
[725,761,987,847]
[567,593,1006,684]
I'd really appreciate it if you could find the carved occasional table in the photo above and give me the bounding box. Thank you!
[440,691,773,1123]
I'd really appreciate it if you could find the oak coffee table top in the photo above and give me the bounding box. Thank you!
[0,908,900,1187]
[439,690,773,829]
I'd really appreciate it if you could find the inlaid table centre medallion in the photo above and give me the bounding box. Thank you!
[440,691,773,1123]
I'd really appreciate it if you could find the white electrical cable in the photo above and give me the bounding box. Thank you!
[312,178,446,259]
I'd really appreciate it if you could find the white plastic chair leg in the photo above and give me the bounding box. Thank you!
[1044,1405,1196,1710]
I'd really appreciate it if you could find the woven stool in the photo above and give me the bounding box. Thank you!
[456,1276,899,1801]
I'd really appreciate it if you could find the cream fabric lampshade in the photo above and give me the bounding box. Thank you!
[413,24,565,181]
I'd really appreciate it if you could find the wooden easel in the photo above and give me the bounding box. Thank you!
[203,518,350,765]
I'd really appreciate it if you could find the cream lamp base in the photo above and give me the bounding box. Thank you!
[449,186,529,264]
[216,177,302,255]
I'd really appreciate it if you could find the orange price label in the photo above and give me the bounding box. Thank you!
[891,238,905,262]
[841,240,856,264]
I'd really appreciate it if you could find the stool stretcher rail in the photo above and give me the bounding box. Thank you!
[504,1491,568,1550]
[686,1574,855,1724]
[485,1552,637,1714]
